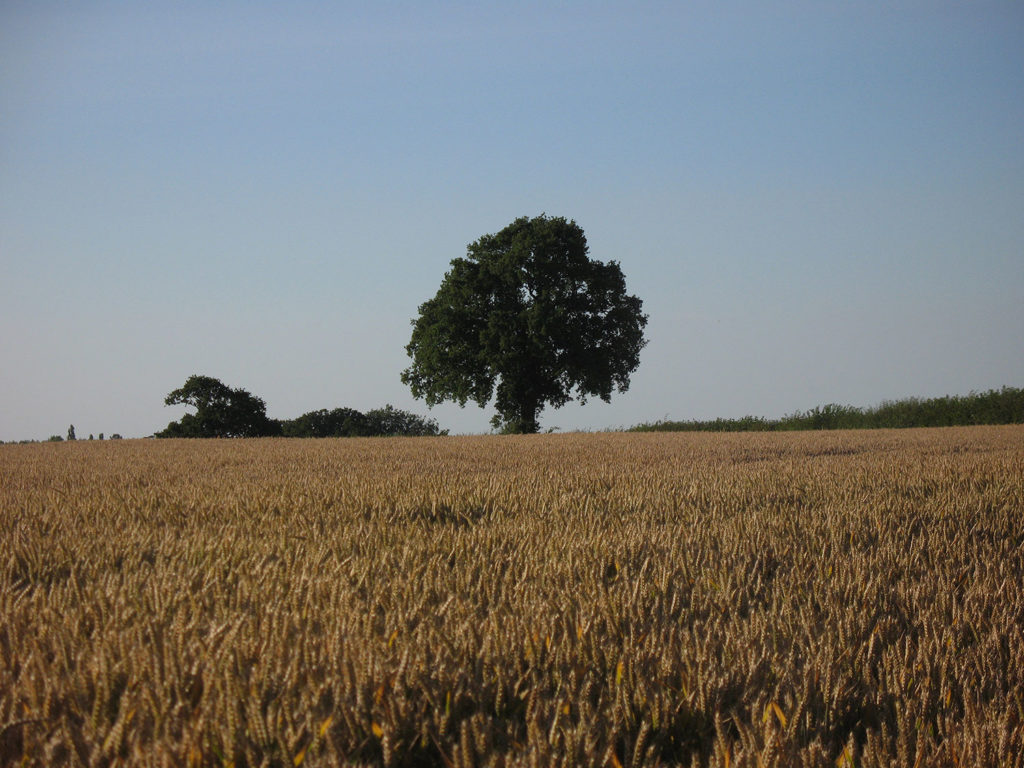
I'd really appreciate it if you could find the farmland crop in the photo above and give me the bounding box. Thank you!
[2,427,1023,766]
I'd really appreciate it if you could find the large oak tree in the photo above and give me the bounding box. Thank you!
[402,215,648,433]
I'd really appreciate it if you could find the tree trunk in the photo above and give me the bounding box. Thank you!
[519,400,540,434]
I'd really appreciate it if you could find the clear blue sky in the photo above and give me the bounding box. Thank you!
[2,1,1022,439]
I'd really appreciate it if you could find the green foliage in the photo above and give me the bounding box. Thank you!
[364,405,445,436]
[279,407,369,437]
[157,375,280,438]
[402,214,648,433]
[632,386,1024,432]
[67,424,76,441]
[156,375,445,439]
[279,405,445,437]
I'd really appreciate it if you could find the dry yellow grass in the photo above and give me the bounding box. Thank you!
[2,426,1022,766]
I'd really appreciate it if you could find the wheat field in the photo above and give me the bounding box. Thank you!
[2,427,1022,766]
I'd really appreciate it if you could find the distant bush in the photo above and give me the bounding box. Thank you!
[279,408,369,438]
[364,405,446,437]
[632,386,1024,432]
[279,405,445,438]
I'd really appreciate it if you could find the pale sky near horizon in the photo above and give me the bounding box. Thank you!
[2,1,1022,439]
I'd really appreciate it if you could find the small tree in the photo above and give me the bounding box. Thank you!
[402,215,648,433]
[158,375,279,438]
[67,425,76,441]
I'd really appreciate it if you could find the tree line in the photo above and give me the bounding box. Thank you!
[631,386,1024,432]
[5,215,1020,441]
[7,384,1021,444]
[156,375,444,438]
[31,428,123,444]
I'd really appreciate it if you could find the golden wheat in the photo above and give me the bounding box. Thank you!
[1,427,1022,766]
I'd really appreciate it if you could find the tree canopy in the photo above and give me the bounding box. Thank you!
[401,215,648,433]
[279,405,443,437]
[279,407,370,438]
[158,375,279,438]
